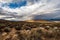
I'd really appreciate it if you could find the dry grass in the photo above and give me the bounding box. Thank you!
[0,20,60,40]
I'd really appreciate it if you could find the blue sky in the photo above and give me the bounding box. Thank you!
[8,1,27,8]
[1,0,27,8]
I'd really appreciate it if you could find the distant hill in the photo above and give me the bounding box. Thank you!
[0,19,53,23]
[26,20,54,23]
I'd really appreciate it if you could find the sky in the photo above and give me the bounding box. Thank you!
[7,0,27,8]
[0,0,60,21]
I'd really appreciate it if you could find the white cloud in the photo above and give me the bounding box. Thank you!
[0,0,60,21]
[0,0,13,3]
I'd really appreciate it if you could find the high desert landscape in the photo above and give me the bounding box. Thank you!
[0,20,60,40]
[0,0,60,40]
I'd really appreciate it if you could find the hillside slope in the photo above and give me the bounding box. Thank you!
[0,20,60,40]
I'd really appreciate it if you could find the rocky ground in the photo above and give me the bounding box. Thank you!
[0,20,60,40]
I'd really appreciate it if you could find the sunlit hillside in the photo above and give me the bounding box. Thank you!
[26,20,54,23]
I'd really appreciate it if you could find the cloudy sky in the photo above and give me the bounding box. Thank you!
[0,0,60,21]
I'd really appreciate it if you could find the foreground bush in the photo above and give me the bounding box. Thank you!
[0,20,60,40]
